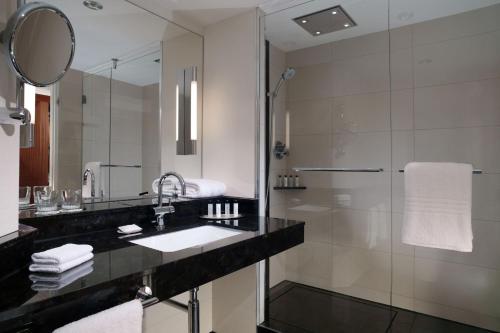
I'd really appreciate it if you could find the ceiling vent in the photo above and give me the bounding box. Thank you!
[293,5,356,37]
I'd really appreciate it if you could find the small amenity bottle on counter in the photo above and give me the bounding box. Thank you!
[207,201,214,217]
[295,175,300,187]
[283,174,288,187]
[224,200,231,216]
[277,174,282,187]
[233,200,239,216]
[216,201,222,217]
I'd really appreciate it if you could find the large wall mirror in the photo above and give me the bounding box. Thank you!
[18,0,203,204]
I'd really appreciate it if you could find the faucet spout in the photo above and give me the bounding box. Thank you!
[154,171,186,226]
[83,168,96,198]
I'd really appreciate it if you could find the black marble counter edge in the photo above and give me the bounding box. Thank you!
[0,220,304,333]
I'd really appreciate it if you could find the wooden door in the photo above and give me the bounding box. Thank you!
[19,94,50,187]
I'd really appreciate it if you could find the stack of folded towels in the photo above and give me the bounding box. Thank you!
[30,244,94,274]
[152,178,226,198]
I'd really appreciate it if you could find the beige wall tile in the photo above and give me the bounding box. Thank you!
[412,4,500,46]
[413,30,500,87]
[288,98,332,135]
[332,92,390,132]
[472,174,500,222]
[415,78,500,129]
[332,31,388,61]
[332,52,389,97]
[391,89,413,131]
[287,206,333,244]
[286,62,334,101]
[414,258,500,319]
[289,134,332,168]
[286,42,332,68]
[332,208,391,252]
[332,131,391,170]
[414,127,500,173]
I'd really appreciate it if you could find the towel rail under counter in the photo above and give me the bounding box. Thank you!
[292,167,384,172]
[398,169,483,174]
[100,164,142,168]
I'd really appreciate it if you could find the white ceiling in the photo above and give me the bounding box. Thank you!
[264,0,500,51]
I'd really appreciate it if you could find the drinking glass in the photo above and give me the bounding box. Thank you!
[61,189,82,210]
[34,187,58,212]
[19,186,31,206]
[33,186,51,204]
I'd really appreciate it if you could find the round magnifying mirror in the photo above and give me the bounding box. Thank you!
[2,2,75,87]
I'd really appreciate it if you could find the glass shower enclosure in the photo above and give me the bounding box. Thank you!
[262,0,500,332]
[82,45,161,200]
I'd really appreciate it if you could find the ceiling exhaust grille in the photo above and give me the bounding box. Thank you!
[293,5,356,37]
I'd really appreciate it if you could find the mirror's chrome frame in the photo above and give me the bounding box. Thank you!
[2,1,76,87]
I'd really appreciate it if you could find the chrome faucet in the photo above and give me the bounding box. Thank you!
[154,172,186,226]
[83,169,95,198]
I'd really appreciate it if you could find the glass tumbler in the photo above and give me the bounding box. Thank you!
[19,186,31,206]
[61,189,82,210]
[35,187,58,212]
[33,186,51,204]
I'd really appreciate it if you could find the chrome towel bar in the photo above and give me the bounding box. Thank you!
[293,167,384,172]
[398,169,483,174]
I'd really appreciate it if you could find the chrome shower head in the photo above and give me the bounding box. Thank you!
[282,67,296,81]
[272,67,296,98]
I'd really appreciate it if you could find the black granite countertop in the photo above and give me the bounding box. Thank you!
[0,213,304,332]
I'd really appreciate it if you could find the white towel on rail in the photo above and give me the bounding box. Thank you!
[53,300,143,333]
[402,162,473,252]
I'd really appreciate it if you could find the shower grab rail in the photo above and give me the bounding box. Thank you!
[292,167,384,172]
[398,169,483,174]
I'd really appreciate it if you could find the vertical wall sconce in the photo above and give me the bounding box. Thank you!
[176,66,197,155]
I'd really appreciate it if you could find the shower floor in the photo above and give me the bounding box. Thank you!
[261,281,493,333]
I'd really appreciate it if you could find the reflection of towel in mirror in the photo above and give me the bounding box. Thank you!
[53,300,143,333]
[82,162,106,198]
[30,260,94,291]
[152,178,226,198]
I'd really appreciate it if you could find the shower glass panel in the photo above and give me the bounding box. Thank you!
[263,0,500,332]
[264,0,393,331]
[109,48,161,198]
[82,68,112,199]
[389,1,500,331]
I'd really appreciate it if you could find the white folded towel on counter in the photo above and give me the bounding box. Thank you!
[30,260,94,291]
[30,244,94,273]
[53,300,143,333]
[152,178,226,198]
[29,253,94,273]
[402,162,473,252]
[31,244,93,265]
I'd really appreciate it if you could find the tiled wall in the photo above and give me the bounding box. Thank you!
[142,83,160,193]
[83,74,145,198]
[269,4,500,331]
[55,69,83,190]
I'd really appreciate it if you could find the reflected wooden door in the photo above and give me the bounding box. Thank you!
[19,94,50,187]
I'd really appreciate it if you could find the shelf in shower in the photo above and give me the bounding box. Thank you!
[292,167,384,172]
[273,186,307,190]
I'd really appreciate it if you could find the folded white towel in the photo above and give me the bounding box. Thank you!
[30,260,94,291]
[402,162,473,252]
[31,244,93,265]
[53,300,143,333]
[29,253,94,273]
[152,178,226,198]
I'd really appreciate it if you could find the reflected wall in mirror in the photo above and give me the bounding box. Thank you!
[18,0,203,205]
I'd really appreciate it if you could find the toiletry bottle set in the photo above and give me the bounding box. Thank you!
[207,199,239,217]
[276,171,300,188]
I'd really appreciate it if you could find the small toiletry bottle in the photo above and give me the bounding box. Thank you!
[225,200,231,216]
[295,175,300,187]
[277,174,282,187]
[233,200,239,216]
[283,174,288,187]
[208,201,214,217]
[216,201,222,217]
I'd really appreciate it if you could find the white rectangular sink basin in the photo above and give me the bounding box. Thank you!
[130,225,242,252]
